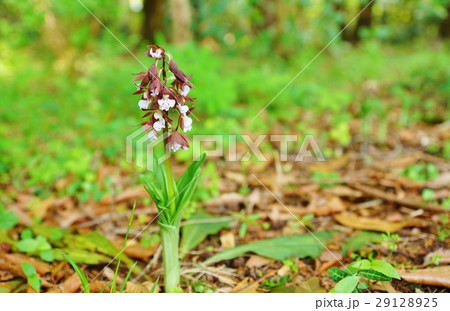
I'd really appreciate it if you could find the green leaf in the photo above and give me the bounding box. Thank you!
[180,212,233,258]
[329,275,359,293]
[239,222,247,238]
[63,231,140,273]
[342,231,384,254]
[204,231,332,264]
[422,188,435,202]
[0,206,19,229]
[358,281,369,290]
[21,229,33,240]
[17,235,53,259]
[111,202,136,293]
[175,154,206,212]
[21,263,41,293]
[21,262,37,277]
[149,276,160,293]
[119,263,136,293]
[328,267,350,282]
[17,239,39,253]
[39,249,54,262]
[0,279,25,293]
[55,249,110,264]
[370,259,401,280]
[58,250,90,293]
[359,269,392,282]
[100,280,113,293]
[27,275,41,293]
[347,259,372,273]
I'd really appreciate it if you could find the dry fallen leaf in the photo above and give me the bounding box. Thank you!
[277,265,290,277]
[370,281,398,293]
[206,193,246,209]
[62,272,82,293]
[230,277,251,293]
[334,212,410,232]
[33,196,55,219]
[399,266,450,288]
[424,249,450,266]
[319,250,342,262]
[246,255,272,269]
[100,187,147,205]
[112,239,159,260]
[0,270,15,282]
[308,154,350,172]
[0,253,51,276]
[220,231,235,249]
[126,281,160,293]
[307,195,347,216]
[294,276,326,293]
[323,186,363,198]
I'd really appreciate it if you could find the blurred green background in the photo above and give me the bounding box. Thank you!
[0,0,449,202]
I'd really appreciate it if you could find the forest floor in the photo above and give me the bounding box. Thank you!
[1,121,449,293]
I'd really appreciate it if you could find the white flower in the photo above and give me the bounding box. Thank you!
[148,130,157,142]
[171,142,187,152]
[153,118,165,132]
[171,142,181,152]
[154,111,163,120]
[177,104,189,116]
[180,85,190,97]
[138,99,150,110]
[182,115,192,132]
[136,83,141,90]
[150,88,159,97]
[158,95,176,111]
[149,48,163,59]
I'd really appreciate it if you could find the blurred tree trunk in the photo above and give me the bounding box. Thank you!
[142,0,165,43]
[168,0,192,44]
[341,0,374,42]
[355,0,374,36]
[439,5,450,38]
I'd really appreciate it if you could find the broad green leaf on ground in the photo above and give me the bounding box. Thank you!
[342,231,385,254]
[21,263,41,293]
[329,275,360,293]
[63,232,141,273]
[180,212,233,258]
[17,235,54,262]
[30,225,67,244]
[0,206,19,229]
[359,269,392,282]
[54,249,111,264]
[370,259,401,280]
[204,231,332,264]
[0,229,16,246]
[30,225,142,273]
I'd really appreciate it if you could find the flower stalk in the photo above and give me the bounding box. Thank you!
[133,45,205,292]
[159,221,180,293]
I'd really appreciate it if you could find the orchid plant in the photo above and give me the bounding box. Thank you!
[133,45,205,293]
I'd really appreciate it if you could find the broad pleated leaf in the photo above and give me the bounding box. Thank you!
[204,231,332,264]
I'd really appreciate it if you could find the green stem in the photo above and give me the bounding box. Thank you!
[159,221,180,293]
[163,128,176,215]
